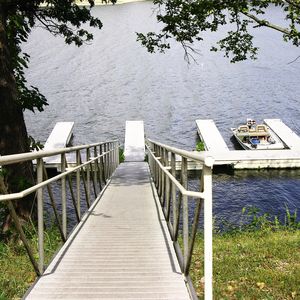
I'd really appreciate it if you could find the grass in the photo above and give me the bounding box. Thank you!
[0,226,62,300]
[190,208,300,299]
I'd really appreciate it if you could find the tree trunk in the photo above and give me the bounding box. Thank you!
[0,5,36,227]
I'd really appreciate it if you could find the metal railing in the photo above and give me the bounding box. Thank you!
[0,140,119,276]
[146,138,214,300]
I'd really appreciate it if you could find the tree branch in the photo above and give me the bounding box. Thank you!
[242,11,290,35]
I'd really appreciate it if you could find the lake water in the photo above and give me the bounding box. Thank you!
[23,1,300,226]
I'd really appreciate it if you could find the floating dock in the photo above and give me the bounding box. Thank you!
[124,120,145,162]
[43,122,74,167]
[196,119,229,152]
[195,119,300,169]
[264,119,300,150]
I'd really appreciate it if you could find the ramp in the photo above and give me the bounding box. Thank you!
[196,119,229,152]
[264,119,300,150]
[124,121,145,161]
[25,163,190,300]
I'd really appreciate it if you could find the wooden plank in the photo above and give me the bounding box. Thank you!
[264,119,300,150]
[124,121,145,161]
[25,163,190,300]
[196,119,229,152]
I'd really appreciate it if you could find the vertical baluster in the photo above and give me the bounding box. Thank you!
[94,146,101,191]
[61,153,67,239]
[203,164,213,299]
[181,157,188,275]
[99,144,106,185]
[86,148,91,207]
[171,152,177,240]
[116,142,120,167]
[76,150,81,220]
[108,142,112,177]
[161,148,166,206]
[165,150,171,221]
[92,147,97,195]
[37,158,44,274]
[158,147,162,198]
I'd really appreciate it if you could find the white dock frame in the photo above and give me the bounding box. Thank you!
[124,120,145,162]
[196,119,229,152]
[264,119,300,150]
[194,119,300,169]
[43,122,74,167]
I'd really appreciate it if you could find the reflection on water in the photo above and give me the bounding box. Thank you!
[23,2,300,224]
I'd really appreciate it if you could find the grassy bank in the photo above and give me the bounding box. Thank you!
[0,227,61,300]
[191,229,300,299]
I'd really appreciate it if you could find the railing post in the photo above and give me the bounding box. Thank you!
[203,164,213,300]
[86,148,91,207]
[76,150,81,220]
[108,142,112,177]
[61,153,67,239]
[171,152,177,240]
[116,142,119,168]
[37,158,44,275]
[181,157,189,275]
[99,144,104,186]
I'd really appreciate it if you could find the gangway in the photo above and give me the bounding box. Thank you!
[0,122,213,300]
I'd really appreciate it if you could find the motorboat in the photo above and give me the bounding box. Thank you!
[231,119,285,150]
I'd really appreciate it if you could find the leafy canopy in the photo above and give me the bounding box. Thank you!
[137,0,300,62]
[4,0,103,112]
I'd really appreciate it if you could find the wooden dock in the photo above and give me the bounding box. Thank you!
[25,162,190,299]
[194,119,300,169]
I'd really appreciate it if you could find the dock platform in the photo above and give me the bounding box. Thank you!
[194,119,300,169]
[25,162,190,300]
[196,119,229,152]
[124,120,145,162]
[43,122,74,167]
[264,119,300,150]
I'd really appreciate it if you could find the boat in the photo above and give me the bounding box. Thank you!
[231,119,285,150]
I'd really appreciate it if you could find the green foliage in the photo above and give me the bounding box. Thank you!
[28,135,44,151]
[0,225,62,299]
[191,229,300,299]
[119,148,125,163]
[217,205,300,234]
[196,141,205,151]
[138,0,300,62]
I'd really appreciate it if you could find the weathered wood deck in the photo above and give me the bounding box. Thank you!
[25,162,190,300]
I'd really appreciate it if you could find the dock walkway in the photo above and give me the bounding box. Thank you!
[25,162,190,300]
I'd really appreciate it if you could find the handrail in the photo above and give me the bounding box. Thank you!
[147,138,214,167]
[0,140,118,165]
[146,138,213,300]
[0,140,120,277]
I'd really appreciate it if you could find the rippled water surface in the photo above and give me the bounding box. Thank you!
[23,2,300,224]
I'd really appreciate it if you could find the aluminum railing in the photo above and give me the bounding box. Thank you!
[146,138,214,300]
[0,140,119,276]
